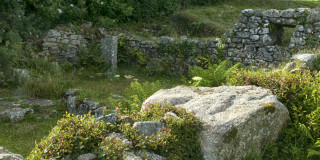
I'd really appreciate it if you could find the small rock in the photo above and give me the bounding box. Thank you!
[52,110,58,114]
[283,62,296,71]
[21,99,55,107]
[64,89,80,97]
[163,112,180,120]
[292,54,318,70]
[133,121,166,137]
[123,151,143,160]
[0,146,24,160]
[13,69,30,83]
[120,116,135,125]
[96,113,119,124]
[105,132,132,147]
[158,36,174,45]
[136,150,166,160]
[77,153,97,160]
[0,107,34,122]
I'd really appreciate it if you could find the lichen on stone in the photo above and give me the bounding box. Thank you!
[263,102,276,114]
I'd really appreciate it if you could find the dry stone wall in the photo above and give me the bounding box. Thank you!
[225,8,320,67]
[42,29,88,64]
[41,8,320,70]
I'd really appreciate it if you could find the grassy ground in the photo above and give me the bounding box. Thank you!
[0,68,182,157]
[1,0,320,158]
[117,0,320,40]
[0,102,66,157]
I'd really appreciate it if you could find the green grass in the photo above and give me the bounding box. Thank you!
[173,0,320,38]
[74,67,182,107]
[0,67,182,157]
[0,103,66,157]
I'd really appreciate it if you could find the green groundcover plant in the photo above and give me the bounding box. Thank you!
[27,104,202,160]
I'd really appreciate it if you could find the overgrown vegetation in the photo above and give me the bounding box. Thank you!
[227,69,320,159]
[188,60,240,87]
[27,104,202,160]
[2,0,320,159]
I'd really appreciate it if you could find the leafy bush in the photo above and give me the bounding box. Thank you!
[120,103,203,159]
[27,103,202,159]
[26,113,116,160]
[77,41,105,70]
[189,60,240,87]
[108,81,163,113]
[227,69,320,159]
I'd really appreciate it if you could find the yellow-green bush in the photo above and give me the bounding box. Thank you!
[27,104,202,160]
[27,113,116,160]
[227,69,320,159]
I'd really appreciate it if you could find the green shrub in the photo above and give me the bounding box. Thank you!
[26,113,116,160]
[189,60,240,87]
[77,41,105,70]
[27,104,202,159]
[108,81,163,113]
[227,69,320,159]
[120,103,203,159]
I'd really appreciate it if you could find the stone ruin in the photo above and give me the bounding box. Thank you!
[42,29,88,63]
[41,8,320,70]
[225,8,320,67]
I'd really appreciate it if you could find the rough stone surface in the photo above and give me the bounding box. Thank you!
[123,151,143,160]
[136,150,166,160]
[65,90,103,117]
[142,86,289,160]
[105,132,132,147]
[101,36,118,69]
[163,112,180,120]
[42,29,88,64]
[225,8,320,67]
[77,153,97,160]
[96,113,118,124]
[133,121,166,137]
[21,99,55,107]
[292,54,318,70]
[13,69,30,83]
[0,146,24,160]
[0,107,34,122]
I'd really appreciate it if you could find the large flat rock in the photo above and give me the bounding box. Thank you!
[142,85,289,160]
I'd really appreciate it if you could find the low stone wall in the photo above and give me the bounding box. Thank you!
[225,8,320,67]
[42,29,88,63]
[41,8,320,70]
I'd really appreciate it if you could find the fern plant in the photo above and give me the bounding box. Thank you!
[189,60,240,87]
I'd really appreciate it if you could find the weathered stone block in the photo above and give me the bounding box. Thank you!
[101,36,118,69]
[280,9,295,18]
[242,9,255,17]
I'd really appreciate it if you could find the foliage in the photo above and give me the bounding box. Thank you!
[120,103,203,159]
[189,60,240,87]
[227,69,320,159]
[154,40,196,75]
[108,81,163,114]
[99,137,130,159]
[27,103,202,159]
[117,37,147,68]
[26,113,116,160]
[77,41,105,70]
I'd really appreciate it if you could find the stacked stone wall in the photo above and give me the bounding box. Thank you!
[225,8,320,67]
[42,29,88,63]
[42,8,320,70]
